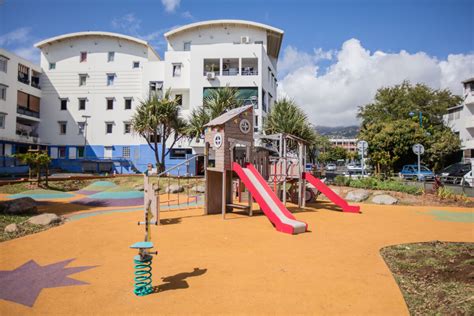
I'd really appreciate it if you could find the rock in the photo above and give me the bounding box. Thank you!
[371,194,398,205]
[0,197,38,215]
[165,184,184,193]
[4,223,18,233]
[191,185,205,193]
[345,189,370,202]
[27,213,61,226]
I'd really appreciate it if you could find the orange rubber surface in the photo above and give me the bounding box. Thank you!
[0,201,472,315]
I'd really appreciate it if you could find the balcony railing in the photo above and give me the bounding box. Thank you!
[17,106,40,118]
[241,68,258,76]
[18,74,29,85]
[31,77,41,89]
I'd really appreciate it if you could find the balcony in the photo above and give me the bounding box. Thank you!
[17,74,29,85]
[203,59,220,76]
[17,106,40,118]
[465,117,474,129]
[16,121,39,143]
[241,58,258,76]
[31,73,40,89]
[222,58,239,76]
[465,92,474,106]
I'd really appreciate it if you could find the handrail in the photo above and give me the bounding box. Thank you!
[157,154,203,177]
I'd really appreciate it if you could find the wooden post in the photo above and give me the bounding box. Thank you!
[222,170,226,220]
[282,136,287,205]
[246,145,252,216]
[204,142,209,215]
[298,142,303,208]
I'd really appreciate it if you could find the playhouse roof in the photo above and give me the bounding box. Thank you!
[204,105,253,127]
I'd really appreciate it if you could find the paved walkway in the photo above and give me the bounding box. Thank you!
[0,200,472,315]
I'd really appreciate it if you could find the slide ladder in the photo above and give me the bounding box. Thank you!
[303,172,361,213]
[233,162,307,234]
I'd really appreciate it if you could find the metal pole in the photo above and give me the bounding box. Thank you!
[419,111,423,128]
[283,136,287,205]
[417,152,421,176]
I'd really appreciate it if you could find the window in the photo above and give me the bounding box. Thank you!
[0,84,7,100]
[133,61,140,68]
[122,146,131,158]
[222,58,239,76]
[0,56,8,73]
[183,41,191,51]
[17,91,40,117]
[106,98,114,110]
[58,147,66,158]
[172,63,182,77]
[60,99,68,110]
[170,148,192,159]
[31,70,40,89]
[77,146,85,158]
[79,74,87,86]
[149,81,163,97]
[124,98,132,110]
[148,134,161,143]
[105,122,114,134]
[78,98,86,110]
[78,122,85,135]
[59,121,67,134]
[18,64,29,84]
[108,51,115,62]
[80,52,87,62]
[107,73,115,86]
[104,146,113,159]
[0,113,5,129]
[254,115,259,132]
[262,89,267,112]
[49,63,56,70]
[203,59,220,75]
[241,58,258,75]
[175,94,182,106]
[124,122,131,134]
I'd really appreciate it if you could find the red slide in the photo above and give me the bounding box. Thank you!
[303,172,361,213]
[233,162,307,234]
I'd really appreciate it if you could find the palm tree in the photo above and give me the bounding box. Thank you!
[131,89,185,172]
[186,86,243,140]
[264,97,318,145]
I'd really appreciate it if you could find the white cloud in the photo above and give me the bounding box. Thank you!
[181,11,194,20]
[278,38,474,127]
[0,27,32,46]
[161,0,180,13]
[13,46,39,63]
[111,13,141,34]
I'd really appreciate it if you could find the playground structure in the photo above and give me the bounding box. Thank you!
[142,104,360,237]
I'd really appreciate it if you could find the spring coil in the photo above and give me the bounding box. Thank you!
[133,255,153,296]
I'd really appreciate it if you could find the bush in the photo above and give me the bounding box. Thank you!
[333,176,422,195]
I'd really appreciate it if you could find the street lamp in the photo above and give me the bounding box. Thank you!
[81,115,91,158]
[409,111,423,128]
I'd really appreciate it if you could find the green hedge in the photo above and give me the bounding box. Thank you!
[334,176,422,195]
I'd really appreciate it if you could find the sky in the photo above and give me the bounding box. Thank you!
[1,0,473,126]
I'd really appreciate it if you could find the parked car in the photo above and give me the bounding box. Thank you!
[400,164,435,181]
[346,163,361,171]
[461,170,473,187]
[343,169,370,179]
[439,163,472,184]
[326,163,337,171]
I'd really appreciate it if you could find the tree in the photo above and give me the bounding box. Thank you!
[358,81,462,173]
[131,89,186,172]
[14,151,51,186]
[186,86,243,140]
[318,146,348,163]
[264,98,318,145]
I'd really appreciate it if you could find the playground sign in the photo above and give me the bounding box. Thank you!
[357,140,368,175]
[412,143,424,175]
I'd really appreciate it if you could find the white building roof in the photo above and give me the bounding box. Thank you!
[204,105,253,127]
[164,19,284,58]
[34,31,160,59]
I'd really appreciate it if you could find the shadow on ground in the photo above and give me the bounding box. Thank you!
[153,268,207,293]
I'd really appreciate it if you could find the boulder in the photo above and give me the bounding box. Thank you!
[165,184,184,194]
[27,213,61,226]
[371,194,398,205]
[4,223,18,233]
[191,185,206,193]
[0,197,38,215]
[345,189,370,202]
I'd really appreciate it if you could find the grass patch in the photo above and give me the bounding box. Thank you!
[334,176,422,195]
[0,213,62,242]
[381,241,474,315]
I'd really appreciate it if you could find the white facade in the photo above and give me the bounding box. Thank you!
[0,48,43,156]
[4,19,284,173]
[444,78,474,161]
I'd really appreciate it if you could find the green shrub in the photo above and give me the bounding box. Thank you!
[332,176,422,195]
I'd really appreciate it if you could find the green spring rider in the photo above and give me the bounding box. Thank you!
[130,200,158,296]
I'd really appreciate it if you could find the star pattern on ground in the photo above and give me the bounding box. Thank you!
[0,258,97,307]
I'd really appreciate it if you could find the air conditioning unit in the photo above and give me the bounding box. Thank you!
[206,72,216,80]
[241,36,250,44]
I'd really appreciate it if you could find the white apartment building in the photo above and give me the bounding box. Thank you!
[0,19,283,174]
[329,138,358,152]
[0,49,44,174]
[444,78,474,161]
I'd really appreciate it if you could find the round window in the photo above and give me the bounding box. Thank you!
[239,119,251,134]
[214,133,223,148]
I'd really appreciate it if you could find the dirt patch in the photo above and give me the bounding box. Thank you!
[381,241,474,315]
